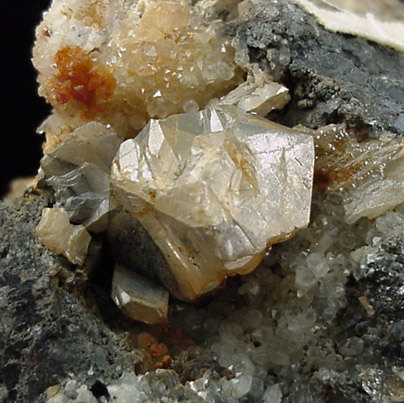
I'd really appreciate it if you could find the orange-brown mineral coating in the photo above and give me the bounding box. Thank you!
[310,126,400,191]
[50,46,116,119]
[34,0,244,146]
[314,165,363,189]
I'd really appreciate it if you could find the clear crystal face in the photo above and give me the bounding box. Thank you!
[111,264,169,325]
[111,105,315,301]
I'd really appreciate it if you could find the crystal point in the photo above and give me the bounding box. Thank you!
[39,122,121,232]
[36,207,91,266]
[111,106,315,301]
[111,264,169,325]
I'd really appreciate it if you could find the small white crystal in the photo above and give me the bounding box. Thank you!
[107,373,150,403]
[375,211,404,237]
[111,105,314,301]
[344,178,404,224]
[223,375,253,399]
[111,264,169,325]
[228,353,255,376]
[219,80,290,116]
[36,207,91,266]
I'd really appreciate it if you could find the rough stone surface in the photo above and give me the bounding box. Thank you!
[0,194,140,402]
[230,0,404,137]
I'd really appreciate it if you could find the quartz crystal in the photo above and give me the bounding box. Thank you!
[111,264,169,325]
[111,105,315,301]
[36,207,91,265]
[38,122,121,232]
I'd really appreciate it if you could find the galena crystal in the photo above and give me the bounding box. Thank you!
[111,105,315,301]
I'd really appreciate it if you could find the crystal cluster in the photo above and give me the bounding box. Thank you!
[111,105,315,301]
[176,192,404,401]
[38,122,121,232]
[33,0,243,151]
[26,0,404,400]
[32,0,313,321]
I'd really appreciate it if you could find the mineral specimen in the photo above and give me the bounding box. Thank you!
[6,0,404,401]
[38,122,121,232]
[111,105,315,301]
[33,0,243,151]
[111,264,169,325]
[218,80,290,116]
[36,207,91,265]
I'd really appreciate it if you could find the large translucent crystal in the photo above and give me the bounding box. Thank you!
[111,106,315,301]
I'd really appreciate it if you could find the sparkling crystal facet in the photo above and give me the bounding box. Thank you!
[111,264,169,325]
[36,207,91,266]
[111,106,315,301]
[39,122,121,232]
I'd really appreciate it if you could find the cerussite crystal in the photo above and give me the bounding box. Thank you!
[111,105,315,301]
[36,207,91,266]
[111,264,169,325]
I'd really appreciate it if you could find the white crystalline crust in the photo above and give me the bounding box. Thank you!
[111,105,315,301]
[33,0,243,151]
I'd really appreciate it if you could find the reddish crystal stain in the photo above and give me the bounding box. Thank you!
[51,46,116,117]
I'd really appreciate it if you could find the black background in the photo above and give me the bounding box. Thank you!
[1,0,51,196]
